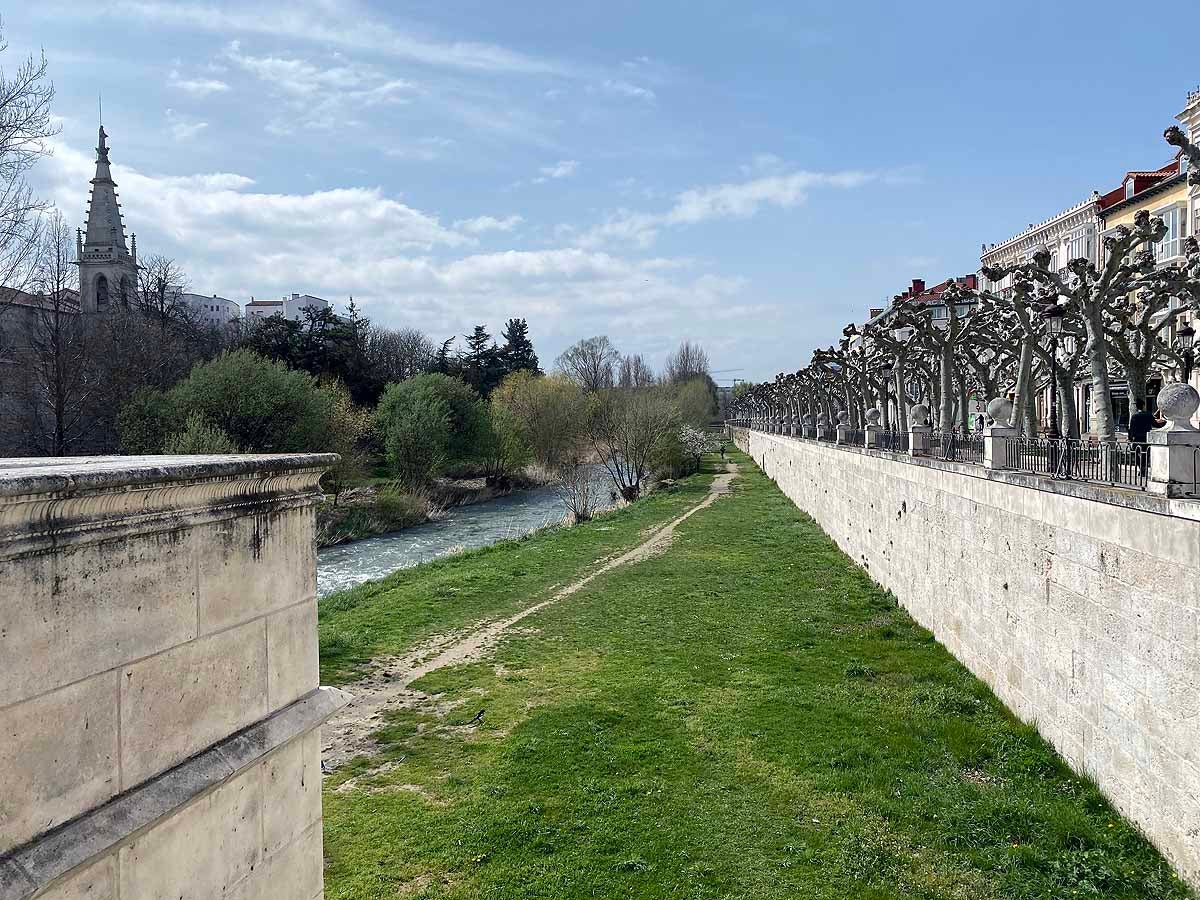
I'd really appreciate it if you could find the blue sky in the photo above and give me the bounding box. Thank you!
[7,1,1198,382]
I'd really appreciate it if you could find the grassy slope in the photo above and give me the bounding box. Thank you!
[318,469,714,683]
[321,451,1192,900]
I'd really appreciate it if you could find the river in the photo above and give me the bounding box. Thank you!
[317,469,617,597]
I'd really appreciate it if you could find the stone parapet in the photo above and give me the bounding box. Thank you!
[0,454,346,900]
[733,428,1200,889]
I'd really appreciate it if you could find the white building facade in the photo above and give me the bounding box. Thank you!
[979,195,1103,298]
[182,293,240,328]
[244,293,330,323]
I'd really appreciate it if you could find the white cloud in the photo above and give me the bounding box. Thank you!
[165,109,209,141]
[167,69,230,97]
[105,0,572,75]
[453,215,524,234]
[36,138,770,362]
[577,168,878,248]
[599,79,656,102]
[532,159,579,183]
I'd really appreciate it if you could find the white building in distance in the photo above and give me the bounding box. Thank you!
[243,293,330,322]
[979,195,1102,299]
[182,293,240,328]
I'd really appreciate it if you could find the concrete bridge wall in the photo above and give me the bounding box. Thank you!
[735,428,1200,888]
[0,455,349,900]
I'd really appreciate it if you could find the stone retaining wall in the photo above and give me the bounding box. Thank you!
[0,455,350,900]
[735,428,1200,888]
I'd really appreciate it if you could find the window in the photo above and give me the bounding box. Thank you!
[930,305,948,320]
[1155,205,1183,262]
[95,274,109,310]
[1125,179,1135,200]
[1066,229,1093,263]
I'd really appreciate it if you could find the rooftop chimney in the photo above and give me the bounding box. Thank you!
[911,278,926,295]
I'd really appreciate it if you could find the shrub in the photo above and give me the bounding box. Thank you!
[492,371,583,469]
[162,411,241,454]
[120,349,335,453]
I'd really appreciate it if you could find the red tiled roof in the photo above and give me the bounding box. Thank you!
[1097,156,1182,211]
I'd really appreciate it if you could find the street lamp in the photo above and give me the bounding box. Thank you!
[1040,303,1066,441]
[1178,321,1195,383]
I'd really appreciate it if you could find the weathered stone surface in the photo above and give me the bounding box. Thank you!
[267,601,319,710]
[0,673,119,855]
[736,429,1200,889]
[35,857,115,900]
[117,762,261,900]
[1,531,198,708]
[228,821,323,900]
[261,732,322,858]
[197,509,315,634]
[119,621,267,790]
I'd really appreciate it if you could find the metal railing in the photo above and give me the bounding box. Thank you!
[1006,437,1148,490]
[873,428,910,452]
[931,430,985,465]
[840,428,865,447]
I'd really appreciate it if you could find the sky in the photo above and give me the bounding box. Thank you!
[6,1,1199,383]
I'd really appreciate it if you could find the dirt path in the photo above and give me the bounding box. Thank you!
[323,464,738,771]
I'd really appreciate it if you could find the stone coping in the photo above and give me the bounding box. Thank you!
[0,454,338,555]
[734,428,1200,522]
[0,454,338,499]
[0,686,351,900]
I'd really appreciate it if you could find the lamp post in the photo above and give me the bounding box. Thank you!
[1178,321,1195,384]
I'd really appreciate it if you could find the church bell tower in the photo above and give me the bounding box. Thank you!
[77,124,139,313]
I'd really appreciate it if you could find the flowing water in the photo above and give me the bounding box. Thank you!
[317,468,617,597]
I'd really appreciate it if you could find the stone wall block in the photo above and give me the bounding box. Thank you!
[0,673,119,855]
[228,821,323,900]
[267,601,319,711]
[2,530,198,708]
[117,759,262,900]
[36,856,116,900]
[260,731,322,858]
[120,621,268,790]
[196,508,315,635]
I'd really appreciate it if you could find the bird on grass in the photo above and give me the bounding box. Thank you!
[468,709,485,726]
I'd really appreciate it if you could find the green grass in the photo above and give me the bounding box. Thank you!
[321,450,1192,899]
[318,469,714,683]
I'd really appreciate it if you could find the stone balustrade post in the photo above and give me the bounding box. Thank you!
[983,398,1016,470]
[908,403,931,457]
[863,407,882,448]
[1147,384,1200,497]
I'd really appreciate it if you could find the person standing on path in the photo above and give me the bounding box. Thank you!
[1128,397,1156,477]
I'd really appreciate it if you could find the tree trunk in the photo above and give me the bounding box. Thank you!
[894,358,908,432]
[1083,308,1117,442]
[1055,367,1079,439]
[1013,341,1032,436]
[938,344,954,431]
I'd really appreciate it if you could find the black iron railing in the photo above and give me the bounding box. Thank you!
[840,428,865,447]
[873,428,910,452]
[931,430,985,464]
[1006,437,1148,490]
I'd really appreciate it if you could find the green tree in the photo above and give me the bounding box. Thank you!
[161,411,240,454]
[119,349,335,453]
[674,377,718,427]
[476,401,531,485]
[492,370,583,470]
[500,317,540,375]
[462,324,505,396]
[375,373,487,484]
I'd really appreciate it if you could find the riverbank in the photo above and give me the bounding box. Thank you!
[320,451,1190,899]
[316,470,552,548]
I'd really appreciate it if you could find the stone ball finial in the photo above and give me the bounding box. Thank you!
[1156,383,1200,432]
[986,397,1014,428]
[836,409,849,425]
[816,412,829,426]
[803,414,814,425]
[910,403,930,427]
[865,407,881,426]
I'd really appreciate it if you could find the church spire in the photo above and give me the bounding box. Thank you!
[83,122,129,255]
[78,121,138,313]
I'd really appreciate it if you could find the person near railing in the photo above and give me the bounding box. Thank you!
[1128,398,1155,477]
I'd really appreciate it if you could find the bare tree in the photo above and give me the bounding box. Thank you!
[618,353,655,388]
[137,254,193,330]
[365,325,435,383]
[22,213,97,454]
[553,455,600,523]
[555,335,619,392]
[0,31,57,357]
[662,340,710,384]
[586,387,678,501]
